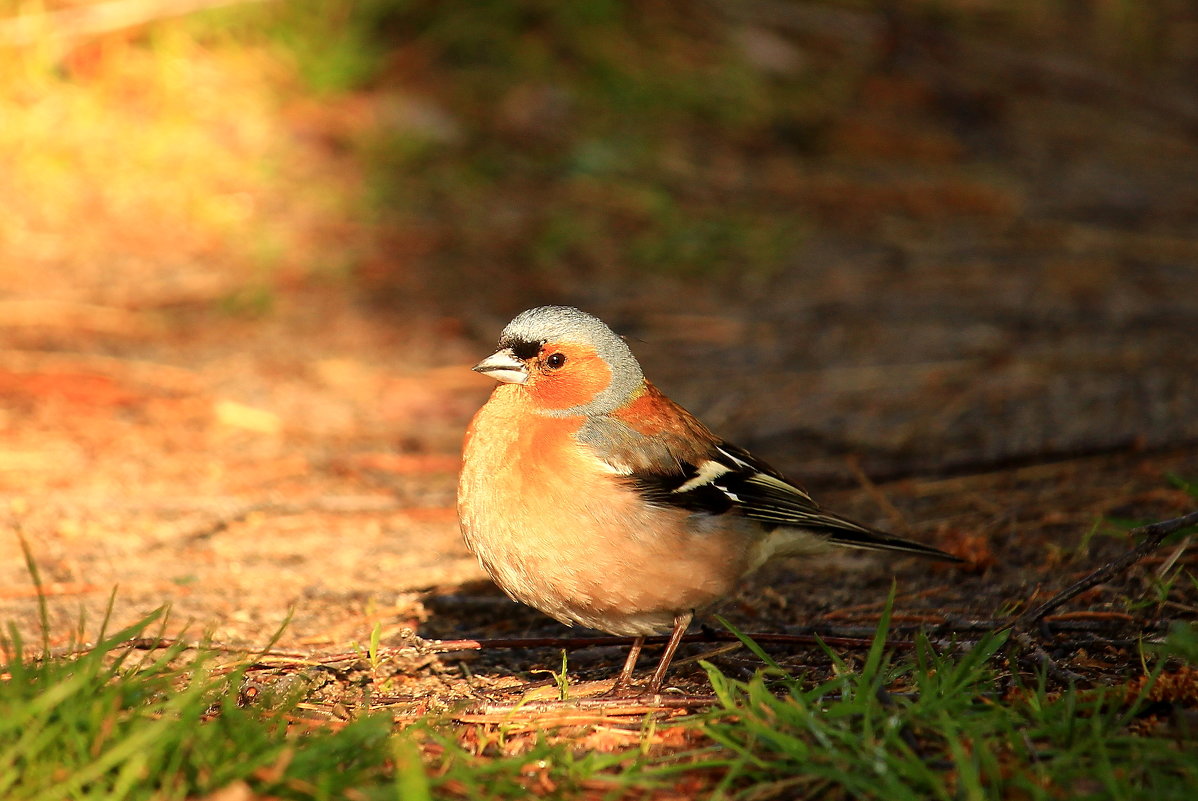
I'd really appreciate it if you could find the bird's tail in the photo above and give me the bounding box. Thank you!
[818,513,963,562]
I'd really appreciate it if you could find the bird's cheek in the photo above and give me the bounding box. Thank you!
[528,357,611,410]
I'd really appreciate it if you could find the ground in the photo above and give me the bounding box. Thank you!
[3,291,1195,707]
[2,0,1197,716]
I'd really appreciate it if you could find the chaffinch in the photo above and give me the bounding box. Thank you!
[458,305,960,694]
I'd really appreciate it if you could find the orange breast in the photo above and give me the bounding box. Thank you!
[458,386,758,636]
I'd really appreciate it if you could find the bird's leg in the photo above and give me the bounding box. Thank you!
[647,611,693,694]
[608,637,644,695]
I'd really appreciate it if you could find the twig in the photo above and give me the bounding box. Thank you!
[419,630,912,655]
[463,695,721,718]
[38,608,1170,680]
[1010,630,1085,685]
[819,585,949,619]
[1041,611,1135,625]
[146,495,408,549]
[995,511,1198,685]
[1156,535,1192,579]
[43,636,310,663]
[846,454,907,530]
[1006,510,1198,630]
[50,612,1164,666]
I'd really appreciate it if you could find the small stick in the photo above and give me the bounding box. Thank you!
[1010,631,1085,685]
[1005,510,1198,630]
[420,630,913,655]
[465,694,721,717]
[998,510,1198,685]
[1156,535,1192,579]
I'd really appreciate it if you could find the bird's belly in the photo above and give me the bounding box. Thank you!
[459,438,756,636]
[469,511,748,636]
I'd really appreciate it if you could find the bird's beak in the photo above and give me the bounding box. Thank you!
[472,347,528,384]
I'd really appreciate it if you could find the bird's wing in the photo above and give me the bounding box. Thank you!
[581,384,960,562]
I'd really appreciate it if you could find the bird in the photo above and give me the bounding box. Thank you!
[458,305,961,694]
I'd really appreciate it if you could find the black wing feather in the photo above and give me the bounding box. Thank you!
[628,441,960,562]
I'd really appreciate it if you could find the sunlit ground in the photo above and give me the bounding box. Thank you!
[0,7,366,315]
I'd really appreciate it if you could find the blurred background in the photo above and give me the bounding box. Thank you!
[2,0,1197,642]
[4,0,1197,478]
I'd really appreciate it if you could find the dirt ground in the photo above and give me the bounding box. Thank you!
[2,282,1195,704]
[2,5,1198,707]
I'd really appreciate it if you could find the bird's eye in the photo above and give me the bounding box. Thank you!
[545,352,567,369]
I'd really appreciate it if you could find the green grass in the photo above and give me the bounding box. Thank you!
[1,610,396,800]
[4,598,1196,800]
[694,607,1198,800]
[0,604,647,800]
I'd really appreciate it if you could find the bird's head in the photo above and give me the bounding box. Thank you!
[473,306,645,416]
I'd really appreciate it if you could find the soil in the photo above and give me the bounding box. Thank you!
[3,5,1197,715]
[3,284,1194,709]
